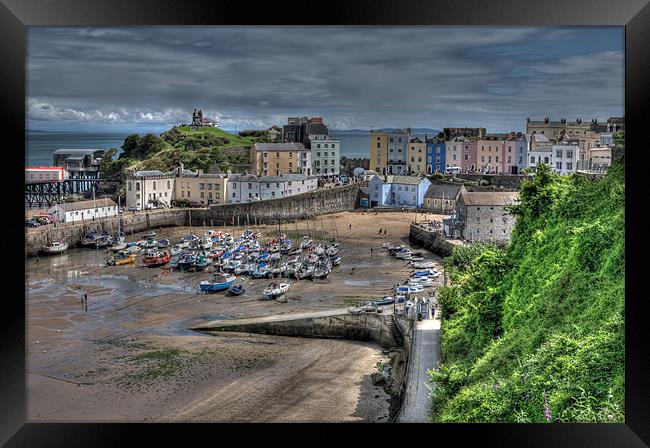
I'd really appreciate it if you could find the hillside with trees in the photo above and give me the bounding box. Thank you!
[99,126,262,179]
[430,161,625,423]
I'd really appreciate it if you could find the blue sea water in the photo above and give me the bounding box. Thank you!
[25,129,434,167]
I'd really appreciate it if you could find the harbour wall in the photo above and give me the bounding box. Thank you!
[25,183,362,257]
[195,312,406,348]
[189,183,362,226]
[455,173,524,190]
[408,223,457,257]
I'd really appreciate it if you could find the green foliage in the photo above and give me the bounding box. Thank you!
[429,162,625,423]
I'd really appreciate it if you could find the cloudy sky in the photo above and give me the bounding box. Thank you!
[27,26,624,133]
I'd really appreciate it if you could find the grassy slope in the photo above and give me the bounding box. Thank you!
[126,126,255,173]
[430,163,625,423]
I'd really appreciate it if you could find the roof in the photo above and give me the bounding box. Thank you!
[260,174,316,182]
[372,175,429,186]
[132,170,170,177]
[53,198,117,212]
[25,166,64,171]
[53,149,104,155]
[65,155,86,160]
[424,183,463,199]
[253,142,306,152]
[461,191,519,206]
[229,174,259,182]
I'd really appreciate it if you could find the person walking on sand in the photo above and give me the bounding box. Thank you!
[83,292,88,303]
[349,224,352,230]
[383,229,387,235]
[370,247,373,254]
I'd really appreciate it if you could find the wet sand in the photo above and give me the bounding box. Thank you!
[26,210,444,422]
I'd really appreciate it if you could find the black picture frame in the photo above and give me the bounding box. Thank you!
[4,0,648,445]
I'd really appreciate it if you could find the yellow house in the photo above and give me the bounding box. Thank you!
[370,129,411,175]
[407,138,426,174]
[174,170,228,206]
[251,142,311,176]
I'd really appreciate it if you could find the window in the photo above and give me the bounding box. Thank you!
[200,183,205,190]
[208,192,213,198]
[436,147,441,154]
[152,181,157,190]
[476,217,480,223]
[324,144,328,148]
[207,184,213,190]
[411,186,416,192]
[324,152,328,157]
[39,174,43,179]
[128,182,132,191]
[490,218,493,223]
[167,180,170,189]
[136,194,140,199]
[556,150,563,158]
[271,191,275,197]
[263,152,268,158]
[530,156,535,163]
[465,154,469,161]
[136,182,140,191]
[181,191,185,198]
[276,152,280,158]
[289,163,292,168]
[556,162,562,170]
[376,142,381,148]
[200,192,204,198]
[566,150,573,159]
[481,156,485,162]
[233,192,236,198]
[317,144,321,149]
[566,162,573,170]
[233,183,237,189]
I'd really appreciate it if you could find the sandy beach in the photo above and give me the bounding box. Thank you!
[26,210,444,422]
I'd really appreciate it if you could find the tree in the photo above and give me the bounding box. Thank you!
[120,134,141,159]
[100,148,117,174]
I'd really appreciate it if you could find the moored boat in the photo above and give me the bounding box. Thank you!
[43,240,68,255]
[142,249,171,267]
[227,284,245,296]
[263,281,290,299]
[199,272,237,293]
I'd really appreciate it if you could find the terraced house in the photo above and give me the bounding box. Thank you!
[369,129,411,175]
[477,137,505,174]
[425,138,446,173]
[172,166,228,206]
[407,137,426,174]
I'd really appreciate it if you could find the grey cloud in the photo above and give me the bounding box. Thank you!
[27,26,623,132]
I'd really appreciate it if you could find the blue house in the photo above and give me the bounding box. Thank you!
[369,174,432,208]
[426,140,446,173]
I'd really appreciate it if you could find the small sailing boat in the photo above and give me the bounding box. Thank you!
[262,281,290,300]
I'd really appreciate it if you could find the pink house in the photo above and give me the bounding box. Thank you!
[503,139,518,174]
[477,139,505,173]
[460,140,478,172]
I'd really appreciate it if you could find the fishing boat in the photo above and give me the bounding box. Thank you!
[395,249,412,260]
[142,249,171,267]
[330,255,342,266]
[269,252,281,262]
[394,285,412,295]
[144,230,156,239]
[296,265,315,280]
[270,262,288,276]
[263,281,290,300]
[234,263,254,275]
[325,246,339,257]
[169,255,180,270]
[227,284,245,296]
[409,256,424,262]
[81,231,98,246]
[95,235,111,248]
[199,272,237,293]
[251,263,270,278]
[107,252,136,266]
[300,237,313,250]
[177,254,197,271]
[223,258,242,272]
[279,240,293,254]
[372,296,396,306]
[413,269,437,277]
[110,241,128,252]
[411,261,436,269]
[157,239,170,249]
[194,255,211,271]
[42,240,68,255]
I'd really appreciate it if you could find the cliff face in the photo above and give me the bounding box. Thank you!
[430,162,625,423]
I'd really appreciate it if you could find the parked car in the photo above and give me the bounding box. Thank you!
[25,219,40,228]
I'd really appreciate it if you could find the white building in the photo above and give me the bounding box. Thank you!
[228,174,261,203]
[259,174,318,200]
[125,170,175,210]
[589,146,612,172]
[552,143,579,175]
[48,198,118,223]
[526,133,553,170]
[308,135,341,178]
[369,175,432,208]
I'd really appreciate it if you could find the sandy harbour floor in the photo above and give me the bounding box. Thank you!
[26,210,444,422]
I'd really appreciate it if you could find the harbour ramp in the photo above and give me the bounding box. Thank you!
[191,309,406,348]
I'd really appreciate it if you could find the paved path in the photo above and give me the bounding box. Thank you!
[398,316,441,423]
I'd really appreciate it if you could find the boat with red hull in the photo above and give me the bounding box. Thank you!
[142,249,171,267]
